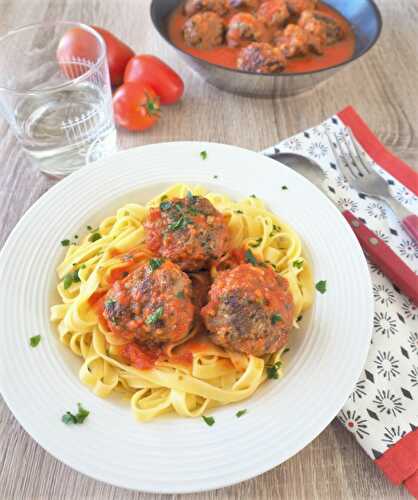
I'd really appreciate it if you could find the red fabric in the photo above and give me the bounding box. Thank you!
[405,470,418,499]
[338,106,418,196]
[375,429,418,486]
[338,107,418,498]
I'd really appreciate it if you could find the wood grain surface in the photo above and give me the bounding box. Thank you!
[0,1,417,498]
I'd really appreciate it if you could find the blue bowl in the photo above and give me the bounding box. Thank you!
[150,0,382,97]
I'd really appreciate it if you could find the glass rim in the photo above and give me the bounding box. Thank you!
[0,20,107,96]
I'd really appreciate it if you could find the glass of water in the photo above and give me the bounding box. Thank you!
[0,21,116,177]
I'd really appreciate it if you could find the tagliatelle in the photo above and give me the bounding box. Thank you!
[50,184,314,421]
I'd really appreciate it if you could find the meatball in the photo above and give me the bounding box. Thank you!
[183,12,225,49]
[227,0,260,11]
[237,42,286,73]
[103,260,195,348]
[285,0,317,16]
[226,12,266,48]
[298,10,343,45]
[144,194,231,271]
[184,0,228,17]
[257,0,289,28]
[202,264,294,356]
[275,23,322,57]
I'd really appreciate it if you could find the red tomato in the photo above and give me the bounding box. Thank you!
[124,55,184,105]
[56,28,100,78]
[113,83,160,131]
[91,26,135,86]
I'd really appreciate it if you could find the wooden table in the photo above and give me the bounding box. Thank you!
[0,1,416,498]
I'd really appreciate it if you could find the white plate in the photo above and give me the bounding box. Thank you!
[0,142,373,493]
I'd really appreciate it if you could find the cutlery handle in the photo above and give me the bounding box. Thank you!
[403,214,418,243]
[342,211,418,306]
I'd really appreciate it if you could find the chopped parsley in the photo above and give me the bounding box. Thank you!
[235,210,243,214]
[283,348,290,354]
[213,175,218,179]
[202,415,215,426]
[271,313,282,324]
[86,225,93,231]
[149,258,164,271]
[89,232,101,242]
[315,280,327,294]
[62,403,90,425]
[160,195,168,202]
[250,194,256,198]
[293,259,304,269]
[121,271,129,278]
[145,306,164,325]
[244,249,257,265]
[266,361,282,380]
[29,335,41,348]
[236,409,247,418]
[61,239,70,247]
[105,298,116,309]
[281,185,288,190]
[168,215,192,232]
[176,291,185,299]
[297,315,303,322]
[249,237,262,248]
[200,150,208,160]
[186,190,194,202]
[63,269,81,289]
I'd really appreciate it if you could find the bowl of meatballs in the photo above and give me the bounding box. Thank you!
[150,0,382,97]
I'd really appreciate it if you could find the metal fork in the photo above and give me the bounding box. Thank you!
[326,128,418,242]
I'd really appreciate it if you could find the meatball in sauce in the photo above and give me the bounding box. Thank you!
[144,194,231,271]
[237,42,286,73]
[226,12,266,48]
[257,0,289,28]
[202,263,294,356]
[103,259,194,348]
[183,11,225,48]
[298,10,343,45]
[184,0,228,17]
[285,0,317,16]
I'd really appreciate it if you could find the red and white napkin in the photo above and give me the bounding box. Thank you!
[264,107,418,497]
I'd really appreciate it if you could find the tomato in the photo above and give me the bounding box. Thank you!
[91,26,134,86]
[124,55,184,105]
[56,28,101,78]
[112,83,160,131]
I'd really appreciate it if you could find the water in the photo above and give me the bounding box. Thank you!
[14,82,116,177]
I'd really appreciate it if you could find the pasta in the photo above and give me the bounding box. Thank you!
[50,184,314,421]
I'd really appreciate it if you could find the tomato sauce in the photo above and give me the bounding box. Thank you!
[168,2,355,74]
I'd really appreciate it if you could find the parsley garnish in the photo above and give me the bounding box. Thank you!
[202,415,215,426]
[74,235,78,239]
[86,225,93,231]
[186,190,194,203]
[160,195,168,202]
[62,403,90,425]
[236,409,247,418]
[250,194,256,198]
[315,280,327,294]
[168,215,191,232]
[176,291,185,299]
[213,175,218,179]
[63,269,81,289]
[29,335,41,348]
[149,258,164,271]
[283,347,290,354]
[293,259,304,269]
[266,361,282,379]
[244,249,257,265]
[297,315,303,322]
[200,150,208,160]
[145,306,164,325]
[122,271,129,278]
[61,239,70,247]
[160,200,172,211]
[249,237,262,248]
[89,232,101,242]
[282,185,288,190]
[271,313,282,324]
[235,210,243,214]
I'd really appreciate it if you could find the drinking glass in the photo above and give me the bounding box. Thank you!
[0,21,117,177]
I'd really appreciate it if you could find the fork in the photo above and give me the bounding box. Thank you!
[326,128,418,243]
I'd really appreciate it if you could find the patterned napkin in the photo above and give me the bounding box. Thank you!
[264,107,418,497]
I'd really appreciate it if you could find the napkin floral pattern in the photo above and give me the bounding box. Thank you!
[264,115,418,460]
